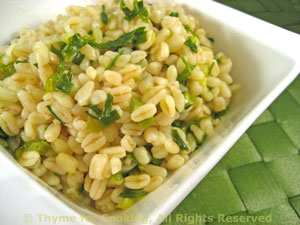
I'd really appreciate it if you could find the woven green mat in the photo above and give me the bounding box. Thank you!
[162,0,300,224]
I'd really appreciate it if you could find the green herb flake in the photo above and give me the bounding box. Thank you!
[172,128,189,151]
[208,61,215,75]
[208,37,214,43]
[33,63,38,68]
[50,44,64,60]
[177,55,196,82]
[72,52,85,65]
[120,0,148,23]
[55,69,73,95]
[46,105,66,126]
[211,108,228,119]
[45,61,73,95]
[15,59,29,64]
[105,49,125,70]
[84,95,120,127]
[184,24,199,40]
[119,188,148,198]
[150,157,163,166]
[0,59,16,80]
[87,30,93,35]
[101,110,120,126]
[101,5,109,25]
[184,36,198,53]
[169,12,179,17]
[77,183,84,195]
[53,173,61,178]
[0,138,8,148]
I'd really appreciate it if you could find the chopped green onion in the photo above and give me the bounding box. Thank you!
[211,108,227,119]
[15,60,29,64]
[101,110,120,126]
[50,44,64,60]
[103,93,113,117]
[128,95,143,113]
[72,52,85,65]
[105,49,125,70]
[177,55,196,82]
[119,188,148,198]
[0,138,8,148]
[84,104,102,116]
[46,105,66,125]
[77,183,84,195]
[86,115,104,133]
[117,198,135,210]
[172,120,184,128]
[200,64,209,76]
[45,61,73,95]
[184,36,198,53]
[172,128,189,151]
[101,5,109,25]
[62,34,86,61]
[169,12,179,17]
[111,172,124,182]
[150,157,163,166]
[84,95,120,127]
[53,173,61,177]
[15,140,50,160]
[183,24,200,40]
[137,0,149,23]
[98,27,147,49]
[183,92,196,109]
[190,124,207,145]
[0,127,8,139]
[0,61,15,80]
[45,74,56,93]
[208,61,215,75]
[55,69,73,95]
[138,117,154,130]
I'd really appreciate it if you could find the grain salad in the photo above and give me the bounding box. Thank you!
[0,0,241,212]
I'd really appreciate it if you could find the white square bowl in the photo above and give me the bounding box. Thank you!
[0,0,300,225]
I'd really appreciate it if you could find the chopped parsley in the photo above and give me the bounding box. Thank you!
[84,93,120,127]
[120,0,148,23]
[169,12,179,17]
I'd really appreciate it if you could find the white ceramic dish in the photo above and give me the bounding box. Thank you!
[1,0,300,224]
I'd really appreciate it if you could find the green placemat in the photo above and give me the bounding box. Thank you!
[162,0,300,224]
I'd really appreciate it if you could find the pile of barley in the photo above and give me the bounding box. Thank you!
[0,0,240,212]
